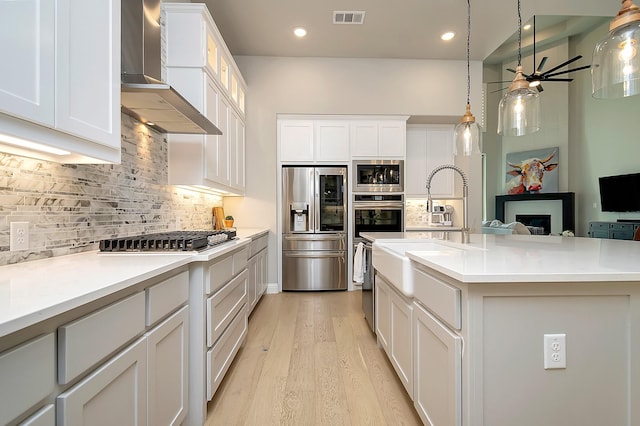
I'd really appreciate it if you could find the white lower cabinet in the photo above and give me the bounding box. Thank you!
[57,337,147,426]
[375,273,391,352]
[375,273,413,398]
[413,301,462,426]
[20,404,55,426]
[146,306,189,426]
[0,333,55,425]
[187,243,250,425]
[247,233,269,313]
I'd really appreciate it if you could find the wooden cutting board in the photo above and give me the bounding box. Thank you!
[213,207,225,230]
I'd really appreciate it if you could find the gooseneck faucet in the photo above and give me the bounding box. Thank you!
[426,164,469,242]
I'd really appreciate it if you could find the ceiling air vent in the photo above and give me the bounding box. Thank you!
[333,11,366,24]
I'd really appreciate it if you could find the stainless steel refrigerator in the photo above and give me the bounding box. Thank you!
[282,166,347,291]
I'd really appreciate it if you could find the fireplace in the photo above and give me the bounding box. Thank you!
[516,214,551,235]
[496,192,575,235]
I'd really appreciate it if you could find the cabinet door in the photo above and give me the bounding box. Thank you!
[425,126,455,197]
[413,303,462,426]
[279,120,314,162]
[56,0,120,149]
[147,306,189,426]
[0,334,55,426]
[315,120,350,161]
[350,121,379,157]
[378,120,405,157]
[204,76,220,182]
[0,0,54,126]
[213,96,230,185]
[247,254,258,313]
[375,274,391,352]
[235,118,246,190]
[229,110,246,192]
[390,292,413,398]
[259,249,268,297]
[406,127,429,196]
[57,337,147,426]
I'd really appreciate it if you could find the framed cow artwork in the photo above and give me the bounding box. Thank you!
[505,147,559,194]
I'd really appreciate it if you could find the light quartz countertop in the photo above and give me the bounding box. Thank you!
[362,231,640,283]
[0,228,268,338]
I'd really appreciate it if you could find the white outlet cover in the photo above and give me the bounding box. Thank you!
[10,222,30,251]
[544,333,566,369]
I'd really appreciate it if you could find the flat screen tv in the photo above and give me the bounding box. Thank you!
[599,172,640,212]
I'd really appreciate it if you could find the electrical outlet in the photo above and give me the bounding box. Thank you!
[10,222,30,251]
[544,333,566,369]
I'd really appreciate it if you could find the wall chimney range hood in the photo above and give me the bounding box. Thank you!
[121,0,221,135]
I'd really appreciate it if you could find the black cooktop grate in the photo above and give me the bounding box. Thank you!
[99,230,236,252]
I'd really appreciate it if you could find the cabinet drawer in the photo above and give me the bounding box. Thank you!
[19,404,55,426]
[207,270,247,347]
[233,247,248,272]
[610,223,634,232]
[0,334,55,426]
[207,254,234,294]
[413,267,461,330]
[250,234,268,257]
[589,222,610,231]
[146,270,189,326]
[206,307,248,400]
[58,292,145,384]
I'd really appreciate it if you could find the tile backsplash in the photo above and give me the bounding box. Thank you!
[0,115,222,265]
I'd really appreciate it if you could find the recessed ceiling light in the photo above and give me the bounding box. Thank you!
[523,24,532,30]
[441,32,455,41]
[293,27,307,38]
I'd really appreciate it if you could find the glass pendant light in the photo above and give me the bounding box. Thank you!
[497,0,540,136]
[592,0,640,99]
[454,0,482,156]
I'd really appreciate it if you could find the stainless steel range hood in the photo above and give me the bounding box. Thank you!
[121,0,221,135]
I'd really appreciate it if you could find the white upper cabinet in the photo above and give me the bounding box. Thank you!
[406,125,455,197]
[278,120,314,162]
[279,119,350,163]
[163,3,246,118]
[314,120,350,162]
[351,119,407,158]
[164,3,246,195]
[0,0,121,163]
[0,0,54,127]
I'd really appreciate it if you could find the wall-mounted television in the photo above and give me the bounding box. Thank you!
[599,172,640,212]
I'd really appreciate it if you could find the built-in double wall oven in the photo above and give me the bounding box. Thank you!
[353,160,404,332]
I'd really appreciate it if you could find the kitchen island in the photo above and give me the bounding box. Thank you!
[364,231,640,426]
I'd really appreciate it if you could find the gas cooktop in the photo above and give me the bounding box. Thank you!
[99,230,236,253]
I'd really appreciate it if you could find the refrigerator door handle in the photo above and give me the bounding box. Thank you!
[315,170,320,233]
[283,234,345,241]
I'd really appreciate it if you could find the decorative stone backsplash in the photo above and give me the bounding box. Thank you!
[0,115,222,265]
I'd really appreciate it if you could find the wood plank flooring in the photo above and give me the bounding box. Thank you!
[205,291,422,425]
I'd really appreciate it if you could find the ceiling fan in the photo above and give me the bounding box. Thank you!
[490,16,591,92]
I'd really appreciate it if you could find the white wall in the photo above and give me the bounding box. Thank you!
[569,21,640,234]
[224,56,482,286]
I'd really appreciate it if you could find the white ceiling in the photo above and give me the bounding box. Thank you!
[198,0,613,61]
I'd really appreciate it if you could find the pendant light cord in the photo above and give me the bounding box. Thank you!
[466,0,471,105]
[517,0,522,66]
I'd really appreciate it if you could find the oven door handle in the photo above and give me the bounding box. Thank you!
[353,202,404,209]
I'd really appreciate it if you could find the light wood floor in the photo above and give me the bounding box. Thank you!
[205,290,422,425]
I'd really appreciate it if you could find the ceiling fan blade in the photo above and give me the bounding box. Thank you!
[540,55,583,76]
[544,65,591,78]
[542,78,574,82]
[536,57,548,73]
[487,80,514,84]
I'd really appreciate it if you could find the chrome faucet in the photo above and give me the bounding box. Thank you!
[426,164,470,242]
